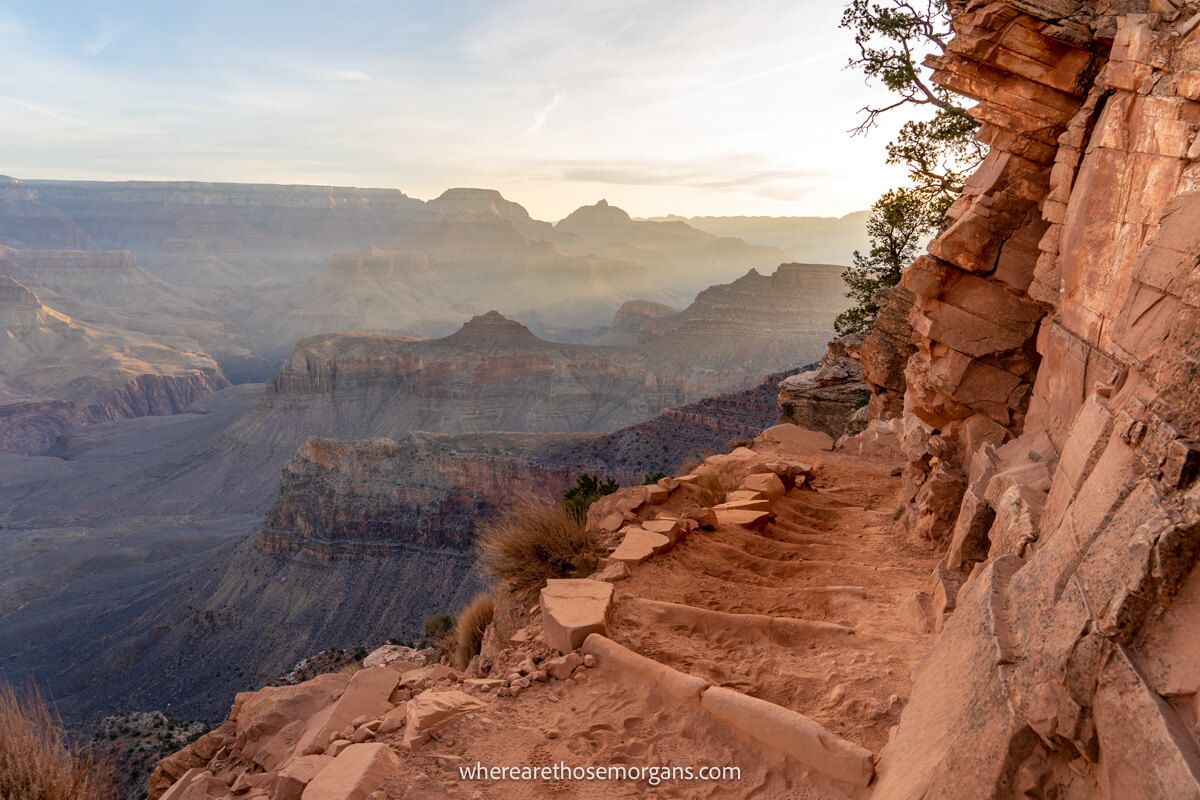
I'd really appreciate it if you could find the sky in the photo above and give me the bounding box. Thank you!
[0,0,925,221]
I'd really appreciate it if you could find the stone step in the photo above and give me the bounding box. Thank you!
[582,634,874,788]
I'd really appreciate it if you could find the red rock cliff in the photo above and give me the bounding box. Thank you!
[868,3,1200,798]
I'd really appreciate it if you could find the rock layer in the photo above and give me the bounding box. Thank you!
[0,276,228,453]
[866,4,1200,799]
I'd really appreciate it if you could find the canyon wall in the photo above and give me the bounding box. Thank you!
[258,370,791,565]
[870,2,1200,798]
[0,276,228,453]
[259,435,588,562]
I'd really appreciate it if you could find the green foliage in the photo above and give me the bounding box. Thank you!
[561,473,620,520]
[642,471,668,484]
[834,187,937,336]
[837,0,985,334]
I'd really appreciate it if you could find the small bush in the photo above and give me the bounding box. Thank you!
[452,593,495,669]
[679,449,716,475]
[642,471,668,484]
[561,473,619,520]
[478,497,600,595]
[422,613,454,641]
[694,473,726,508]
[0,684,117,800]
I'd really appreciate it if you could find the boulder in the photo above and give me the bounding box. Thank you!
[300,743,400,800]
[539,578,614,653]
[403,690,486,747]
[159,769,225,800]
[235,674,349,771]
[544,652,583,680]
[712,507,772,530]
[640,517,686,544]
[756,424,835,454]
[273,755,332,800]
[294,668,400,757]
[398,663,458,689]
[739,472,786,501]
[682,507,718,529]
[590,560,630,581]
[361,644,421,672]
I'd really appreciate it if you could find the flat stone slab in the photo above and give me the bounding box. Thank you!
[641,517,686,544]
[713,498,773,513]
[758,424,834,453]
[727,489,768,502]
[539,579,615,653]
[301,742,400,797]
[713,507,772,529]
[741,472,786,501]
[609,527,671,564]
[403,690,486,746]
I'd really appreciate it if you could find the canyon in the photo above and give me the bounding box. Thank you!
[143,1,1200,799]
[0,275,228,453]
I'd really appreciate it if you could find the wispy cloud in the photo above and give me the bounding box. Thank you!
[526,92,563,134]
[315,69,372,82]
[81,25,128,56]
[0,0,915,218]
[552,157,825,199]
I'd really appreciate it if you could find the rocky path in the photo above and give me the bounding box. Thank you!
[608,433,937,753]
[150,424,941,800]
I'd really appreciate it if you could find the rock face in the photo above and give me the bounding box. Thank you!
[602,299,681,344]
[635,263,852,374]
[0,276,228,453]
[554,199,788,294]
[257,369,797,565]
[777,336,869,439]
[261,312,684,437]
[259,435,587,562]
[648,212,869,265]
[865,4,1200,799]
[0,178,425,285]
[859,285,916,420]
[0,245,266,381]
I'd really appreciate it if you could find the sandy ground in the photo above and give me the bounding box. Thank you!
[372,433,940,799]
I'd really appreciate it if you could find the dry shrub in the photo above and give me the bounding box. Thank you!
[678,449,716,476]
[452,593,495,669]
[477,496,600,596]
[694,472,726,508]
[0,683,116,800]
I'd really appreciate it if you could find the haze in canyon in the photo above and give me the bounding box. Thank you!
[10,3,1196,800]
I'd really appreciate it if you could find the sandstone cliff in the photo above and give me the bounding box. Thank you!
[860,3,1200,798]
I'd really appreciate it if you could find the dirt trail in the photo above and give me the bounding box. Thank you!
[377,428,940,799]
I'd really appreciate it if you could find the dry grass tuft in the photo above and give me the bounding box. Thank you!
[0,683,116,800]
[452,593,495,669]
[694,472,727,508]
[477,496,600,596]
[678,449,715,476]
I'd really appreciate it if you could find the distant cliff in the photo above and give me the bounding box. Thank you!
[0,276,228,453]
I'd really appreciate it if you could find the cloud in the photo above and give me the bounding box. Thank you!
[316,69,372,82]
[553,157,824,198]
[82,26,127,56]
[526,93,563,134]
